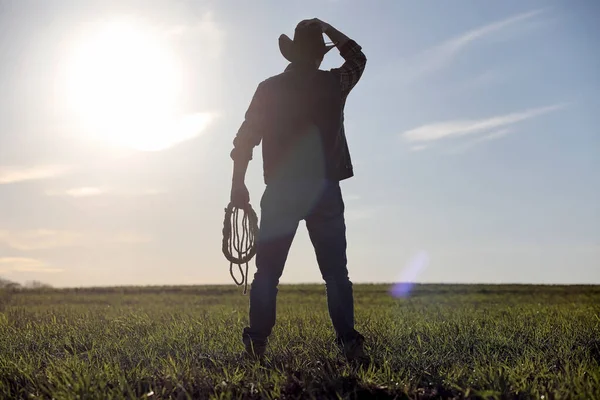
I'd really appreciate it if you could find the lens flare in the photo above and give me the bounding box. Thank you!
[390,251,429,298]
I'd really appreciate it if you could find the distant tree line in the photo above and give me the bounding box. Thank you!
[0,277,52,289]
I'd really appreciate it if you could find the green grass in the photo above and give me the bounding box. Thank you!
[1,284,599,399]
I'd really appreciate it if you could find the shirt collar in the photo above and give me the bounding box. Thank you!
[285,62,318,72]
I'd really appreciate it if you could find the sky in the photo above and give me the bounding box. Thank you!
[0,0,598,287]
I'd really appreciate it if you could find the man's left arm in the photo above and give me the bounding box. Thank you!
[332,40,366,97]
[230,83,266,207]
[320,21,367,97]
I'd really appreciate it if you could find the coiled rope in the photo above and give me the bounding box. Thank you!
[222,203,259,294]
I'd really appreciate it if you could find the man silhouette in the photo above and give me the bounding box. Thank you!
[229,18,367,360]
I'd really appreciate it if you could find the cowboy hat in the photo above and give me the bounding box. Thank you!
[279,21,335,64]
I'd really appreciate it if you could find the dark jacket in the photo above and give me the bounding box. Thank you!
[231,40,366,185]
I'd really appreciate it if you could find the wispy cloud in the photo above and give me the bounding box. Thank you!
[57,186,107,197]
[402,104,565,143]
[439,9,545,55]
[45,187,165,198]
[410,145,429,152]
[0,258,63,274]
[478,128,513,142]
[0,230,154,250]
[0,165,68,185]
[445,128,513,154]
[0,230,84,250]
[64,187,106,197]
[401,9,546,82]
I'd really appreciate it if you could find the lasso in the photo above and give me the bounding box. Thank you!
[222,203,259,294]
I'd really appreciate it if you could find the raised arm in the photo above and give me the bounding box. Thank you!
[319,20,367,96]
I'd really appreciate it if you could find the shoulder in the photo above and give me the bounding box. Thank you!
[259,69,340,92]
[261,71,288,87]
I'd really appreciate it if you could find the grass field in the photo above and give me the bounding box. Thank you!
[1,284,599,399]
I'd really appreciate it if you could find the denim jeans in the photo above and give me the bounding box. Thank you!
[243,179,360,346]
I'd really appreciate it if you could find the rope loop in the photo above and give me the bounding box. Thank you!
[222,202,259,294]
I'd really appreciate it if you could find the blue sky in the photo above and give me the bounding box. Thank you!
[0,0,598,287]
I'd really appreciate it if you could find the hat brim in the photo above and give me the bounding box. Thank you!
[278,34,335,63]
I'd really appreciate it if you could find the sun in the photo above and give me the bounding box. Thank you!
[64,19,208,151]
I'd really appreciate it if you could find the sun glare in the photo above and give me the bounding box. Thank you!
[64,20,207,151]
